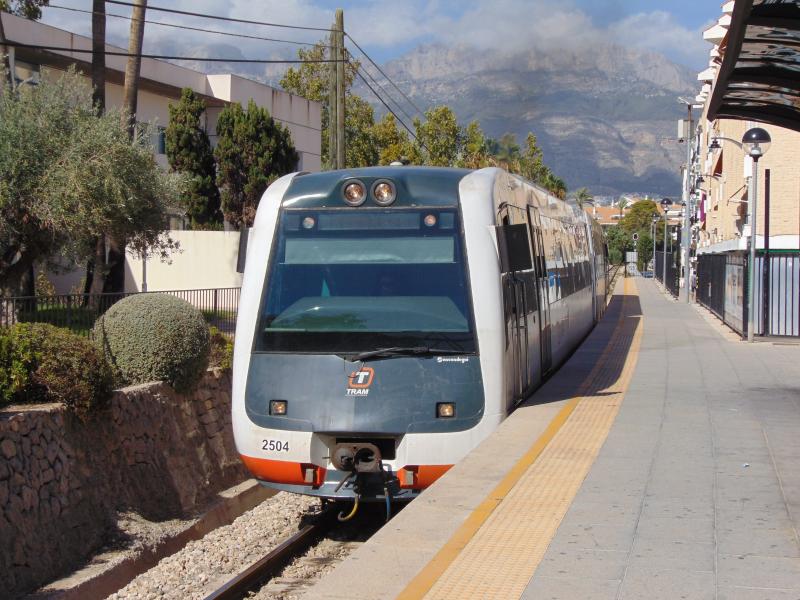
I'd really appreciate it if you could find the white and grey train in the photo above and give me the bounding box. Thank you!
[232,166,607,505]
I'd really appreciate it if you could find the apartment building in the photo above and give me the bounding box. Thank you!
[690,0,799,337]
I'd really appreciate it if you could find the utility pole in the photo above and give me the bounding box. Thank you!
[328,18,337,169]
[335,8,345,169]
[122,0,147,139]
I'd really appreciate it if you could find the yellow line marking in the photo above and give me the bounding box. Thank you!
[397,278,642,600]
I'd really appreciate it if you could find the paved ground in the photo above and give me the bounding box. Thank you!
[523,278,800,600]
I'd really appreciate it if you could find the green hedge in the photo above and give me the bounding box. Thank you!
[0,323,114,417]
[208,326,233,371]
[93,294,210,392]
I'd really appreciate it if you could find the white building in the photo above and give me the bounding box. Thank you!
[1,12,322,173]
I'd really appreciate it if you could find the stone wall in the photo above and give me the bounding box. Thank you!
[0,369,246,598]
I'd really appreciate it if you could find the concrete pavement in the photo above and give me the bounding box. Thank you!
[523,278,800,599]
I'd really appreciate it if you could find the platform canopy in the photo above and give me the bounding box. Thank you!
[708,0,800,132]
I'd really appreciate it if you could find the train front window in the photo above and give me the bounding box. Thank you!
[256,209,476,354]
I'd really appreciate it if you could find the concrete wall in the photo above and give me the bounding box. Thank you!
[0,370,244,598]
[125,230,245,294]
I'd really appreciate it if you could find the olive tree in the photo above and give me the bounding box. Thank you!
[0,68,181,295]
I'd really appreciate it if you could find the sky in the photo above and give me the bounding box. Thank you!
[37,0,722,72]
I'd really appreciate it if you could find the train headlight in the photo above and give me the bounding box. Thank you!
[436,402,456,418]
[372,180,396,206]
[270,400,288,416]
[342,180,367,206]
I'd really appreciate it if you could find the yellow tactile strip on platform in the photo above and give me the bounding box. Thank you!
[400,279,643,600]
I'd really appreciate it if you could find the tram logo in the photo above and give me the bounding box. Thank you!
[347,367,374,396]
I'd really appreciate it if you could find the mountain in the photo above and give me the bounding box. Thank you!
[374,43,696,197]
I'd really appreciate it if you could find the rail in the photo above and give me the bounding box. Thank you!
[204,508,335,600]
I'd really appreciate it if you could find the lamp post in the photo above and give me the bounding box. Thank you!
[651,215,658,277]
[660,198,672,288]
[742,127,771,342]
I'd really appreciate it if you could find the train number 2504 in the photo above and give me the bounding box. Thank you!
[262,439,289,452]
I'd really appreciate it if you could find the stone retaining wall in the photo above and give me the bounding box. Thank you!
[0,369,246,598]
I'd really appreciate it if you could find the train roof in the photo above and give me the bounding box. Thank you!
[282,166,472,209]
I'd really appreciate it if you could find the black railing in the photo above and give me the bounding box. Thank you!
[654,250,680,298]
[753,251,799,337]
[0,288,240,337]
[696,252,747,337]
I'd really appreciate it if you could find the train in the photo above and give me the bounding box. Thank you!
[232,166,607,508]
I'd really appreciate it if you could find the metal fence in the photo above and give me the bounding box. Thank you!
[753,252,800,337]
[696,252,748,337]
[697,251,800,338]
[654,250,681,298]
[0,287,241,337]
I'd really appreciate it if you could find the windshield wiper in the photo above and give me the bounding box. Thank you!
[349,346,469,362]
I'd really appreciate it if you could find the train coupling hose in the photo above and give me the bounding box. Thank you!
[337,494,360,522]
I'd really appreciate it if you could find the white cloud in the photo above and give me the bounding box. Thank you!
[608,11,708,67]
[36,0,709,70]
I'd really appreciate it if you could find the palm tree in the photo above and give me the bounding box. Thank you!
[617,197,629,219]
[574,187,593,209]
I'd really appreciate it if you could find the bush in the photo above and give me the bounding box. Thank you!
[0,323,113,417]
[208,326,233,371]
[93,294,211,392]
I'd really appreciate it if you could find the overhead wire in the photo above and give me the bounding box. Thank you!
[39,2,427,151]
[47,3,332,48]
[353,68,427,153]
[345,32,425,118]
[353,58,416,127]
[2,41,343,63]
[105,0,332,32]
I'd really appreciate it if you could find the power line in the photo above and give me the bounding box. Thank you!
[106,0,331,33]
[345,32,424,118]
[354,69,426,152]
[3,41,344,63]
[357,62,416,129]
[48,4,332,48]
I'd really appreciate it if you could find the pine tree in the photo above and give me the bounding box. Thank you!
[165,88,222,228]
[214,99,298,228]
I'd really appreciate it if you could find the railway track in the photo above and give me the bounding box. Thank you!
[204,503,386,600]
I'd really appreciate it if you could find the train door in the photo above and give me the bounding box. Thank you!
[528,207,553,375]
[498,207,529,403]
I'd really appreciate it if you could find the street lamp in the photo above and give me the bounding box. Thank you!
[651,215,659,277]
[743,127,771,342]
[660,198,672,287]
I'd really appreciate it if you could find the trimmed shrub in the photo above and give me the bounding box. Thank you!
[0,323,114,416]
[208,326,233,371]
[93,294,211,392]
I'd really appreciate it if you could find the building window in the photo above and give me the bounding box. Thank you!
[14,60,40,87]
[150,126,167,155]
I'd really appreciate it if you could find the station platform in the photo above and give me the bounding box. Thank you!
[306,278,800,600]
